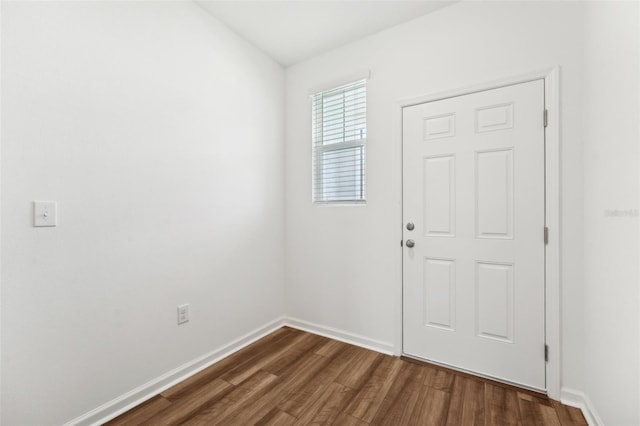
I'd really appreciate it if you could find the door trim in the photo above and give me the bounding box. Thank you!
[393,67,561,399]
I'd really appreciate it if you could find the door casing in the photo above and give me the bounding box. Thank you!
[392,67,561,399]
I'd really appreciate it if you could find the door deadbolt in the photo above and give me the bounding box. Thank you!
[406,222,415,231]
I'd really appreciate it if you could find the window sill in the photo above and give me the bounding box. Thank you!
[312,201,367,207]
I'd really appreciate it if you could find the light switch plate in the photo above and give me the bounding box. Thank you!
[34,201,57,227]
[177,304,189,325]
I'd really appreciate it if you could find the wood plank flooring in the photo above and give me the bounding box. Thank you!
[105,327,586,426]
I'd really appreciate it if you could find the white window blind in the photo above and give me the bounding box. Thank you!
[312,79,366,203]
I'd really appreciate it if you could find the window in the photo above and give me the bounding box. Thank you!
[312,79,367,203]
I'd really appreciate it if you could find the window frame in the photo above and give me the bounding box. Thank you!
[311,78,367,205]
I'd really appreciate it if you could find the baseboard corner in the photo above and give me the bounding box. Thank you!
[283,316,396,355]
[63,316,286,426]
[560,387,603,426]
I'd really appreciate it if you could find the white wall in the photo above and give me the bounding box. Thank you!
[285,0,586,396]
[1,2,284,424]
[582,2,640,425]
[3,1,638,424]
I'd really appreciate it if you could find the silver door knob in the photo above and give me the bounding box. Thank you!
[406,239,415,248]
[406,222,415,231]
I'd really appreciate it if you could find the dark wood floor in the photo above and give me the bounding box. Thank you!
[105,327,586,426]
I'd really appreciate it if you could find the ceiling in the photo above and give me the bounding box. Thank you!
[196,1,456,67]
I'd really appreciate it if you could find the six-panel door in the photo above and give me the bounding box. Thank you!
[402,80,546,390]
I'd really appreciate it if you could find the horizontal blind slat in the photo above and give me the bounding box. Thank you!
[314,93,366,109]
[313,105,366,120]
[313,157,366,170]
[316,172,364,180]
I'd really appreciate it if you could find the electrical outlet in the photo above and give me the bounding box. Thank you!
[177,304,189,325]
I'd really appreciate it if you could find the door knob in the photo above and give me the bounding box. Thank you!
[406,222,415,231]
[406,239,415,248]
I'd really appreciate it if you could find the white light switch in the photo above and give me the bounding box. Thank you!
[34,201,57,227]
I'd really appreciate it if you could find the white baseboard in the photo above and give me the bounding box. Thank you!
[284,317,396,355]
[65,317,396,425]
[68,316,593,426]
[64,318,603,426]
[64,317,285,426]
[560,387,604,426]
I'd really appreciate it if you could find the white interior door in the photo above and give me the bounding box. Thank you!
[402,80,546,390]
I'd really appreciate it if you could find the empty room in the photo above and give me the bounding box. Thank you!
[1,0,639,425]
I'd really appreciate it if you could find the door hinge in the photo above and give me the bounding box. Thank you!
[544,344,549,362]
[544,226,549,245]
[543,109,548,128]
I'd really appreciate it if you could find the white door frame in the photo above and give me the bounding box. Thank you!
[393,67,561,400]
